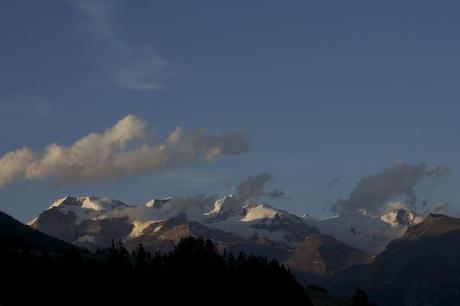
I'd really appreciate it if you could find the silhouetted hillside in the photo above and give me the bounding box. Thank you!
[325,214,460,306]
[0,233,314,305]
[0,210,77,253]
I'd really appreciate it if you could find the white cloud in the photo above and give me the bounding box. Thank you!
[0,115,251,187]
[0,147,35,187]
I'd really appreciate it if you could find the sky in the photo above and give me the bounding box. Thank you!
[1,1,460,222]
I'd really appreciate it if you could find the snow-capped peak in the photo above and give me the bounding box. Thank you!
[38,196,129,226]
[145,197,172,208]
[49,195,79,208]
[241,204,278,222]
[49,196,127,212]
[204,194,277,222]
[205,194,241,217]
[380,208,423,228]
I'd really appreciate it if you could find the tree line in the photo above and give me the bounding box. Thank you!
[0,234,376,305]
[0,236,312,305]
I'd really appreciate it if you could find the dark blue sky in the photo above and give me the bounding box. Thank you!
[1,1,459,221]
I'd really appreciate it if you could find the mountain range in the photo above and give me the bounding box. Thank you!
[0,210,321,306]
[3,194,460,305]
[28,194,423,275]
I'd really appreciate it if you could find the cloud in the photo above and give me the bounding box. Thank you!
[0,115,251,187]
[0,96,54,120]
[428,202,450,214]
[381,201,413,213]
[236,172,285,200]
[326,176,344,189]
[105,194,216,222]
[69,0,170,90]
[157,194,216,214]
[0,96,56,137]
[332,161,452,214]
[0,148,35,187]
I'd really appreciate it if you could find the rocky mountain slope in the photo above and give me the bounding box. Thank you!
[286,234,374,275]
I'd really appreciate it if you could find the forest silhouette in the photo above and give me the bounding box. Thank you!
[1,235,314,305]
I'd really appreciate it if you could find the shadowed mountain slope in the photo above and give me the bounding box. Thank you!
[325,214,460,306]
[0,210,76,253]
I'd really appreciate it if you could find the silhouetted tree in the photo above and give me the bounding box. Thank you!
[134,243,147,271]
[352,289,377,306]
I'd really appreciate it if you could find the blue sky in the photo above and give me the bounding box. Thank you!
[1,1,460,222]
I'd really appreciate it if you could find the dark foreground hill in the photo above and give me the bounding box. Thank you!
[0,210,76,253]
[0,235,312,305]
[1,209,372,306]
[323,214,460,306]
[0,209,313,305]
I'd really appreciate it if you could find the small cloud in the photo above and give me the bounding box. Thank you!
[428,202,450,214]
[236,172,285,201]
[332,161,453,214]
[110,47,171,91]
[0,115,251,187]
[0,96,54,119]
[105,194,216,221]
[326,176,344,189]
[0,96,55,137]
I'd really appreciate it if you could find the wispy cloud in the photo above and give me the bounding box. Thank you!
[0,115,251,187]
[0,96,54,120]
[427,202,450,214]
[69,0,170,90]
[236,172,285,201]
[326,176,345,189]
[0,96,55,136]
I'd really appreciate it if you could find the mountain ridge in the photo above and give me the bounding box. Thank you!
[29,194,374,274]
[322,213,460,306]
[0,209,77,253]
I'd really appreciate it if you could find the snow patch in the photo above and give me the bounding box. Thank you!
[27,217,38,226]
[241,205,277,222]
[145,197,172,208]
[129,220,157,238]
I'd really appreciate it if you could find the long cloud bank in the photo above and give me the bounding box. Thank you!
[0,115,251,187]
